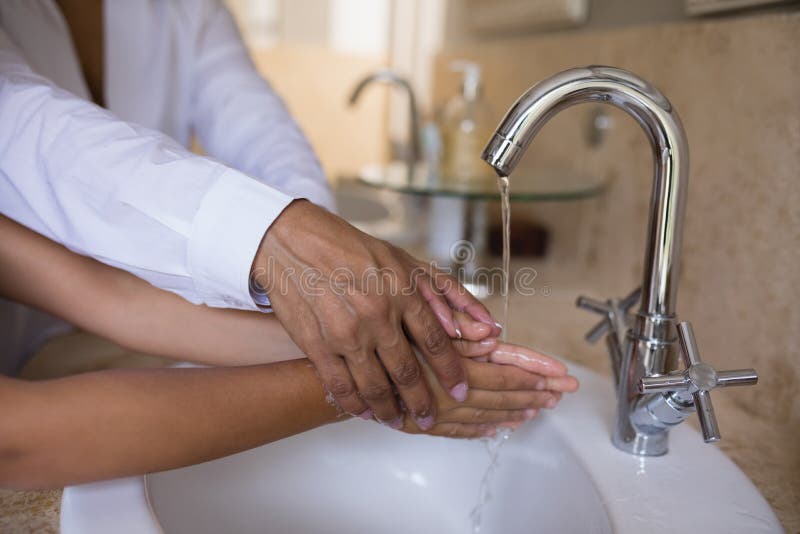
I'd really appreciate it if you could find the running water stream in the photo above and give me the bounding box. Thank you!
[497,175,511,344]
[469,175,513,533]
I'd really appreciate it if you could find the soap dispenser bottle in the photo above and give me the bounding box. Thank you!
[441,60,494,185]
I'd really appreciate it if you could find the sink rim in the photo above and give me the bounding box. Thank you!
[60,361,784,534]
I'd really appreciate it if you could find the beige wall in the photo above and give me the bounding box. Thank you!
[225,0,393,181]
[434,11,799,528]
[443,0,688,44]
[251,46,390,181]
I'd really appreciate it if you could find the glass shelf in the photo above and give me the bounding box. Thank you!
[353,162,608,202]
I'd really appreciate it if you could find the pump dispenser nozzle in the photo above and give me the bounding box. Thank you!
[450,60,482,102]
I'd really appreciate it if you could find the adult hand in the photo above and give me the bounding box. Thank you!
[251,200,500,430]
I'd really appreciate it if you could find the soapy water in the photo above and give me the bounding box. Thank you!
[469,176,514,533]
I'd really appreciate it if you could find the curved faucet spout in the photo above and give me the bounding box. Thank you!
[482,66,690,455]
[349,68,421,165]
[481,65,688,319]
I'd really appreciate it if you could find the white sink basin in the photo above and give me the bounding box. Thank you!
[60,363,783,534]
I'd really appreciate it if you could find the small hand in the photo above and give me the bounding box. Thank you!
[402,313,579,438]
[456,340,580,399]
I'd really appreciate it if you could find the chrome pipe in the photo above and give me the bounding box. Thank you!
[349,69,421,169]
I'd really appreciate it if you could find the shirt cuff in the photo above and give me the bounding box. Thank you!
[249,275,272,311]
[188,168,292,310]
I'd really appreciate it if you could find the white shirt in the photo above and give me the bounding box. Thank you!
[0,0,334,310]
[0,0,334,371]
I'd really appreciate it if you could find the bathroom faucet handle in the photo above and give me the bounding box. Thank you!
[576,287,641,343]
[638,321,758,443]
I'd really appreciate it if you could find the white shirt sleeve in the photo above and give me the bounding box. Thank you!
[190,0,335,213]
[0,27,292,311]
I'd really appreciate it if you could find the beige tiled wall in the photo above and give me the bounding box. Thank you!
[435,10,799,527]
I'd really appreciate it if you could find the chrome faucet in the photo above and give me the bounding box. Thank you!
[481,66,758,456]
[348,69,421,182]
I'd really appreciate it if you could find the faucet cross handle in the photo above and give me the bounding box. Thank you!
[576,287,641,344]
[639,321,758,443]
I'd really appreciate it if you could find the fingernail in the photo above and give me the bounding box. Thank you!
[535,379,546,391]
[525,408,538,419]
[387,417,404,430]
[453,319,463,339]
[479,338,497,347]
[494,321,504,330]
[415,415,435,431]
[357,409,373,420]
[476,312,494,325]
[450,382,468,402]
[546,397,558,409]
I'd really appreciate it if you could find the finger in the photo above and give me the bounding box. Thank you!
[401,416,493,438]
[404,296,468,401]
[426,268,501,336]
[375,335,436,431]
[430,422,495,439]
[452,338,498,358]
[544,392,560,409]
[418,276,461,339]
[498,419,530,431]
[489,344,569,377]
[465,359,546,391]
[312,354,371,418]
[466,389,558,411]
[453,310,493,341]
[343,351,402,427]
[544,375,580,393]
[437,407,535,425]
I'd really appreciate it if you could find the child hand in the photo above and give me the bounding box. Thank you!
[400,339,579,438]
[451,309,579,396]
[455,339,580,398]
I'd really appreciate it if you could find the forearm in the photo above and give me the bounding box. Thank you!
[0,359,340,490]
[91,275,304,366]
[0,215,303,366]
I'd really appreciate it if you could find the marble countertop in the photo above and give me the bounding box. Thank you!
[0,488,60,533]
[2,286,797,533]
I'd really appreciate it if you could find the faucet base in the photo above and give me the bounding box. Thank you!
[614,391,695,456]
[612,431,669,457]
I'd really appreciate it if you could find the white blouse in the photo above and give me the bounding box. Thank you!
[0,0,334,372]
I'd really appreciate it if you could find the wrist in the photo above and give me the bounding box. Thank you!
[249,199,308,291]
